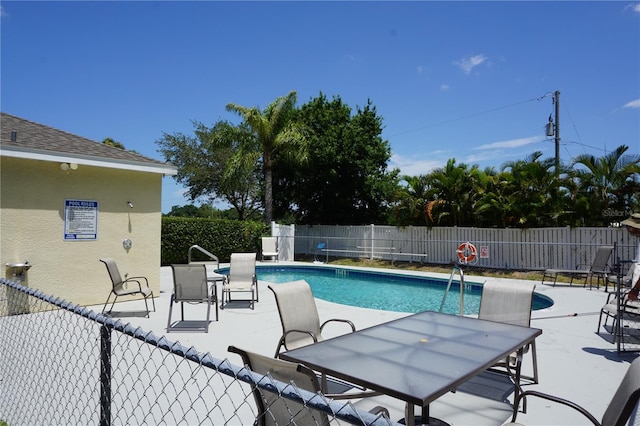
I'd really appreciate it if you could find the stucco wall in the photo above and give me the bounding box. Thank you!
[1,157,163,307]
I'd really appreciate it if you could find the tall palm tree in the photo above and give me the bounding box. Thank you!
[226,91,308,223]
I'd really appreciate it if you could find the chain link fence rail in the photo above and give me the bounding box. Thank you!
[0,278,396,426]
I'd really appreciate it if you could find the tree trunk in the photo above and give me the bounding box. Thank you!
[264,153,273,224]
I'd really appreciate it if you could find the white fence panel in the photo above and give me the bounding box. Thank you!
[292,224,635,271]
[271,222,295,261]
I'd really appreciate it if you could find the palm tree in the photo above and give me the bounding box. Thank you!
[571,145,640,225]
[425,159,481,226]
[393,175,430,226]
[226,91,308,223]
[500,151,561,227]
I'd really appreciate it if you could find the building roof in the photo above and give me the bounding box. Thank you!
[0,112,177,175]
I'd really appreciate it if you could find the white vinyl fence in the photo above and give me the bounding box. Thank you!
[272,224,636,271]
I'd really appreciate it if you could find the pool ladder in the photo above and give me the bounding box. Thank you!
[439,265,466,315]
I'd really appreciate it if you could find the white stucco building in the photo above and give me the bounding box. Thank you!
[1,112,177,305]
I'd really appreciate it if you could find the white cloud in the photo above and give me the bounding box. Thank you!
[623,99,640,109]
[476,136,542,150]
[390,136,547,177]
[0,5,7,17]
[454,54,487,75]
[440,83,450,91]
[625,3,640,13]
[416,65,424,74]
[463,151,505,164]
[389,153,445,176]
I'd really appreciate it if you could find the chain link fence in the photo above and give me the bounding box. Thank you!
[0,278,396,426]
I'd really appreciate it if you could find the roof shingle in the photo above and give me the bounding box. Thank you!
[0,112,172,169]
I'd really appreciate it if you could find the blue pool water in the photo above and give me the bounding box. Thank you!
[222,265,553,315]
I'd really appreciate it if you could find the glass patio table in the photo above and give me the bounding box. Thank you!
[280,310,542,426]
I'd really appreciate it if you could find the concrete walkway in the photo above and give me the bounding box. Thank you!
[102,262,638,425]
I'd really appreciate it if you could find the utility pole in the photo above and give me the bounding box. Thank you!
[554,90,560,177]
[545,90,561,177]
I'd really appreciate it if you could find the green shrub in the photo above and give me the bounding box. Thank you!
[161,217,269,265]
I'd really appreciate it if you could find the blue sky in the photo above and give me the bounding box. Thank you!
[2,1,639,213]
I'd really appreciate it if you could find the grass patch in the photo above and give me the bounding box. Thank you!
[296,256,562,283]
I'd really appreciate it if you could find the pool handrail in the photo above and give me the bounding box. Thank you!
[439,266,465,315]
[188,245,220,271]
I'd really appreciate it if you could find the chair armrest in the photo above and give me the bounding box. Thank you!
[367,405,390,418]
[605,287,636,304]
[511,390,601,425]
[123,276,146,290]
[605,291,619,304]
[125,275,149,285]
[320,319,356,333]
[283,329,318,343]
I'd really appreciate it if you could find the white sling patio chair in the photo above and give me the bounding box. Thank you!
[100,258,155,317]
[605,261,640,292]
[228,346,390,426]
[221,252,258,309]
[541,245,613,288]
[478,280,539,384]
[268,280,356,357]
[167,264,218,333]
[597,293,640,343]
[507,356,640,426]
[261,236,279,262]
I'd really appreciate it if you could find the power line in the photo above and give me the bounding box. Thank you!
[387,95,544,138]
[542,137,626,158]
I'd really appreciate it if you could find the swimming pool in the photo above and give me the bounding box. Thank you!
[222,265,553,315]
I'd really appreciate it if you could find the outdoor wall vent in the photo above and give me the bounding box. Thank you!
[10,131,17,142]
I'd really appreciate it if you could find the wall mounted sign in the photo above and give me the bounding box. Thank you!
[64,199,98,241]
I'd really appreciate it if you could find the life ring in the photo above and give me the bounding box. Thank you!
[457,242,477,264]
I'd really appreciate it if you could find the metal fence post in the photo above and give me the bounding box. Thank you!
[100,324,111,426]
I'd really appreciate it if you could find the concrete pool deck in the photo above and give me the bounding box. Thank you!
[103,261,638,425]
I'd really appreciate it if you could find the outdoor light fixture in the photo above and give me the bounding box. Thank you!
[60,163,78,171]
[127,201,134,209]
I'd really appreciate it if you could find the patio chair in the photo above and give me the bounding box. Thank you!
[596,287,640,342]
[507,356,640,426]
[167,264,218,333]
[221,252,258,309]
[227,346,389,426]
[478,280,539,384]
[100,258,155,317]
[541,245,613,288]
[269,280,356,357]
[261,237,279,262]
[605,261,640,293]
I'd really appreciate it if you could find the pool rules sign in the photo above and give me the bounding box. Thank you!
[64,199,98,241]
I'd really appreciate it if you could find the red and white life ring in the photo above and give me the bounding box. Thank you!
[456,242,477,264]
